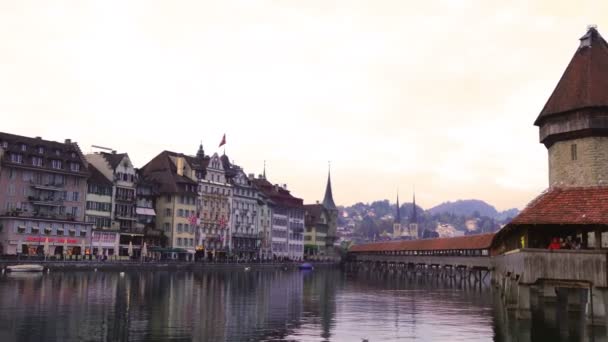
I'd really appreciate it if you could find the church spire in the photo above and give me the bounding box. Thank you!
[411,191,417,224]
[395,192,401,224]
[322,164,337,210]
[196,141,205,159]
[263,160,267,179]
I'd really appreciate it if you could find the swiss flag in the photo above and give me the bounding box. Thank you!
[218,134,226,147]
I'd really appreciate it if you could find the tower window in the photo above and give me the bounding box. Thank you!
[571,144,578,161]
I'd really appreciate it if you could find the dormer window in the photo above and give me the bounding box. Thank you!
[1,141,7,149]
[20,144,27,151]
[71,152,76,158]
[55,149,61,156]
[38,146,44,154]
[51,160,62,169]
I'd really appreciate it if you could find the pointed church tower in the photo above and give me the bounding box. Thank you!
[393,193,402,239]
[536,26,608,188]
[322,169,337,210]
[196,142,205,159]
[322,167,338,250]
[408,192,419,240]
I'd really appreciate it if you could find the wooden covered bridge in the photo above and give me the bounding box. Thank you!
[346,233,495,281]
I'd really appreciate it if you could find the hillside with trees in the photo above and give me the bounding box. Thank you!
[339,199,519,242]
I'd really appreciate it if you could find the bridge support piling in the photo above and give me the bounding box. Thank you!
[588,288,608,325]
[516,284,532,319]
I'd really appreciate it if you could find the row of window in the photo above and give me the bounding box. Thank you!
[9,153,81,171]
[86,201,111,212]
[87,183,112,196]
[86,215,112,229]
[176,223,195,233]
[15,225,87,237]
[176,209,195,218]
[176,238,195,247]
[2,142,77,157]
[115,172,135,183]
[7,169,82,187]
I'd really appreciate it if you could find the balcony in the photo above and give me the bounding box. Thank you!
[115,212,137,221]
[30,181,64,191]
[232,232,260,239]
[115,196,135,203]
[28,196,64,207]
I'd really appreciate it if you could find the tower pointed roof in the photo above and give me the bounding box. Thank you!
[535,26,608,125]
[411,192,417,224]
[395,193,401,224]
[322,169,337,210]
[196,141,205,159]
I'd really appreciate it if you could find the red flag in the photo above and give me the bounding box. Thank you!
[218,134,226,147]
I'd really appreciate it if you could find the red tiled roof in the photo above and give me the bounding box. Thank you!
[535,27,608,125]
[349,233,495,253]
[509,187,608,225]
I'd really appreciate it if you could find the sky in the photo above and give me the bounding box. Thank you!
[1,0,607,211]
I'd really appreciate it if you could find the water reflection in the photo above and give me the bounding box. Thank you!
[0,268,606,341]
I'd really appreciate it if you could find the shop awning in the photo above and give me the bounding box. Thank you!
[136,207,156,216]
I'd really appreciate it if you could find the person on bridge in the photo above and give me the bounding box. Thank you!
[548,237,561,250]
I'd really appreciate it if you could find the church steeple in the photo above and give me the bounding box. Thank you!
[394,193,401,224]
[322,167,337,210]
[411,192,417,224]
[196,141,205,159]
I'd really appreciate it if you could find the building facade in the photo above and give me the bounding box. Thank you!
[229,169,260,260]
[253,176,304,260]
[86,163,119,256]
[86,151,139,256]
[304,203,329,258]
[0,133,92,256]
[198,152,232,259]
[140,151,199,260]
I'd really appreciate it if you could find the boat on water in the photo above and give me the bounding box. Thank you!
[6,264,44,272]
[298,263,313,270]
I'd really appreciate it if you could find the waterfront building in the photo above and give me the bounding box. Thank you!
[140,151,199,260]
[86,163,119,256]
[135,172,161,249]
[255,182,273,260]
[0,133,92,255]
[86,151,139,256]
[303,202,329,258]
[252,176,304,260]
[199,152,232,260]
[229,168,260,260]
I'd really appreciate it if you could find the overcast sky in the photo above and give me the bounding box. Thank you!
[1,0,606,210]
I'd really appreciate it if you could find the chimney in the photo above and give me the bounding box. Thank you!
[65,139,71,144]
[176,157,184,176]
[248,173,255,180]
[316,200,319,204]
[35,136,41,140]
[283,183,287,190]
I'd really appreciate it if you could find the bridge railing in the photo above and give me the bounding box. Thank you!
[350,253,492,269]
[493,248,608,287]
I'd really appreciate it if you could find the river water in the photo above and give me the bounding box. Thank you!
[0,268,605,342]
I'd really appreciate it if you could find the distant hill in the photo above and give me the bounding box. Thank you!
[428,199,519,220]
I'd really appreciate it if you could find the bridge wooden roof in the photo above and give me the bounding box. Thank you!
[510,187,608,225]
[349,233,495,253]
